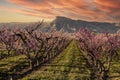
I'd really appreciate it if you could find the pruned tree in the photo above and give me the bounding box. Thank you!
[76,28,120,80]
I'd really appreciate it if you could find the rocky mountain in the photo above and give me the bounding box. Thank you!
[0,16,120,33]
[0,22,51,32]
[50,16,120,33]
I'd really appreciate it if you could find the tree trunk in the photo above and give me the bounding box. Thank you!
[90,70,102,80]
[29,60,34,69]
[36,59,39,66]
[102,70,109,80]
[8,50,10,56]
[89,68,109,80]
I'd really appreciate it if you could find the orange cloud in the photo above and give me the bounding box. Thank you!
[94,0,120,21]
[94,0,120,8]
[6,0,120,22]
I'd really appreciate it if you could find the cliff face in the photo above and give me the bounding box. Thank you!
[0,16,120,33]
[50,16,120,33]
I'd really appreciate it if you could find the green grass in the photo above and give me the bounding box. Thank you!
[22,40,89,80]
[0,54,29,79]
[21,40,120,80]
[0,40,119,80]
[0,54,29,73]
[109,61,120,80]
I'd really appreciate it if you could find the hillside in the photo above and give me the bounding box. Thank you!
[50,16,120,33]
[0,16,120,33]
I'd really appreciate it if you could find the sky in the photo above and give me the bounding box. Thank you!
[0,0,120,22]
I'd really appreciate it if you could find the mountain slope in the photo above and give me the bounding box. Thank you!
[0,16,120,33]
[50,16,120,33]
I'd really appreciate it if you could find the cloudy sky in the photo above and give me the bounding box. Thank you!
[0,0,120,22]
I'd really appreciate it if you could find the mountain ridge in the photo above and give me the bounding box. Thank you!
[50,16,120,33]
[0,16,120,33]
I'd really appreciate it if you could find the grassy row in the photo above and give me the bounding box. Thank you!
[22,40,120,80]
[0,54,29,79]
[22,40,89,80]
[0,40,119,80]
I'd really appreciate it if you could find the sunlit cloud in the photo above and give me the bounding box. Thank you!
[94,0,120,21]
[1,0,120,22]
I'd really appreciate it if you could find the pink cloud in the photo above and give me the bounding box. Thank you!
[6,0,120,22]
